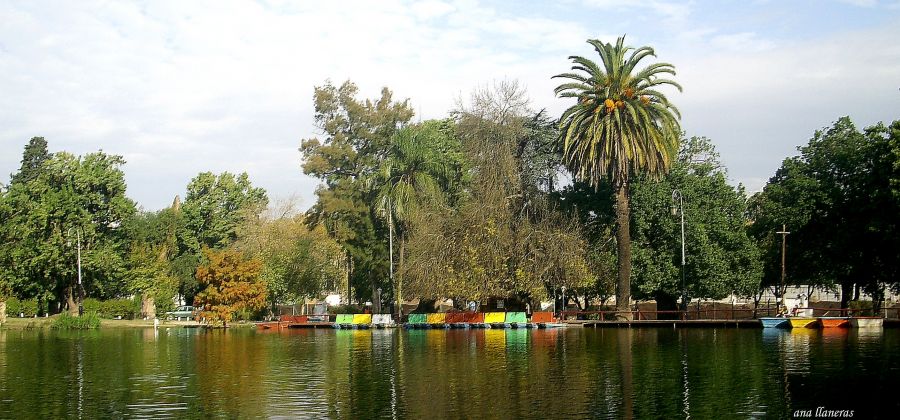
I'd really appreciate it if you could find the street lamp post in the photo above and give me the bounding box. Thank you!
[560,286,567,319]
[671,190,686,312]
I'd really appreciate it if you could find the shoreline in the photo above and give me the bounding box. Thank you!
[0,316,255,330]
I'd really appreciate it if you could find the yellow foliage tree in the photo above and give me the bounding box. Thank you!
[194,248,267,327]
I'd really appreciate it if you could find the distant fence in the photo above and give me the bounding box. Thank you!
[560,305,900,321]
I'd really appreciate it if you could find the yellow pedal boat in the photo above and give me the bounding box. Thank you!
[789,317,819,329]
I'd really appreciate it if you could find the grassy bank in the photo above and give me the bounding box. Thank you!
[0,315,257,330]
[51,312,102,329]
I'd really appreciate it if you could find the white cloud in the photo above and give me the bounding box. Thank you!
[676,23,900,191]
[411,0,455,19]
[0,0,588,209]
[836,0,878,6]
[1,0,898,210]
[709,32,775,52]
[581,0,692,28]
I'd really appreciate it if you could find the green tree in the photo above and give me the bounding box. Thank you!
[182,172,268,250]
[557,138,760,313]
[236,201,347,312]
[554,36,682,318]
[749,117,900,311]
[124,244,178,318]
[374,120,460,316]
[0,150,135,314]
[404,82,593,308]
[300,80,414,308]
[176,172,267,303]
[890,120,900,199]
[122,205,184,317]
[629,137,761,310]
[9,137,51,186]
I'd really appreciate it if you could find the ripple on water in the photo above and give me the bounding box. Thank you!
[1,327,898,418]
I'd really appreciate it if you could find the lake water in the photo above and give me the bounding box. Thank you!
[1,326,898,419]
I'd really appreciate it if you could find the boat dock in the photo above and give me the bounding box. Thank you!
[256,312,900,330]
[284,322,336,329]
[570,319,762,328]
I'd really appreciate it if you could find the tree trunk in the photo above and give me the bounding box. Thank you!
[614,182,633,321]
[346,251,353,306]
[840,281,853,309]
[66,286,78,316]
[141,295,156,320]
[752,288,762,318]
[0,301,6,324]
[871,283,884,316]
[372,282,382,314]
[56,289,66,315]
[572,295,584,311]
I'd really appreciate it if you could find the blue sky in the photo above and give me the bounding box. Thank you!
[1,0,898,210]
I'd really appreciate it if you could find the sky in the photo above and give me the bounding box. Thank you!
[2,0,899,211]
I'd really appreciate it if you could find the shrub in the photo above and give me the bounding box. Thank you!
[5,297,21,317]
[82,298,102,314]
[232,307,267,322]
[329,304,365,314]
[5,298,39,317]
[850,300,875,316]
[99,299,138,319]
[234,308,251,322]
[155,298,175,315]
[51,312,101,330]
[132,294,143,316]
[21,298,39,317]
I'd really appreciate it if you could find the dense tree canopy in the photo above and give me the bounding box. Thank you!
[3,62,895,323]
[182,171,268,251]
[174,171,268,303]
[629,137,761,307]
[236,200,346,310]
[0,146,135,313]
[749,117,900,311]
[374,120,463,314]
[404,81,594,308]
[10,136,50,186]
[122,205,183,316]
[300,80,414,307]
[557,137,761,311]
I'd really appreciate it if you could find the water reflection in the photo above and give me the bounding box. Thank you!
[0,327,897,418]
[0,330,6,400]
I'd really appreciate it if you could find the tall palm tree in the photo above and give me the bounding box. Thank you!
[554,36,682,319]
[375,123,452,318]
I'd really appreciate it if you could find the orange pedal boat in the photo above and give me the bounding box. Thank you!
[818,317,850,328]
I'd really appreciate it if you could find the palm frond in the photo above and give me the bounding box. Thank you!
[553,35,682,188]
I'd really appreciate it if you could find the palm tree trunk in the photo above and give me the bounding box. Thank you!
[615,182,633,321]
[396,236,405,320]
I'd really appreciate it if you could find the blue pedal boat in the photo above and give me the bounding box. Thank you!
[759,317,791,328]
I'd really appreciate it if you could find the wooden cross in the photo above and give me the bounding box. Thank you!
[776,224,790,310]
